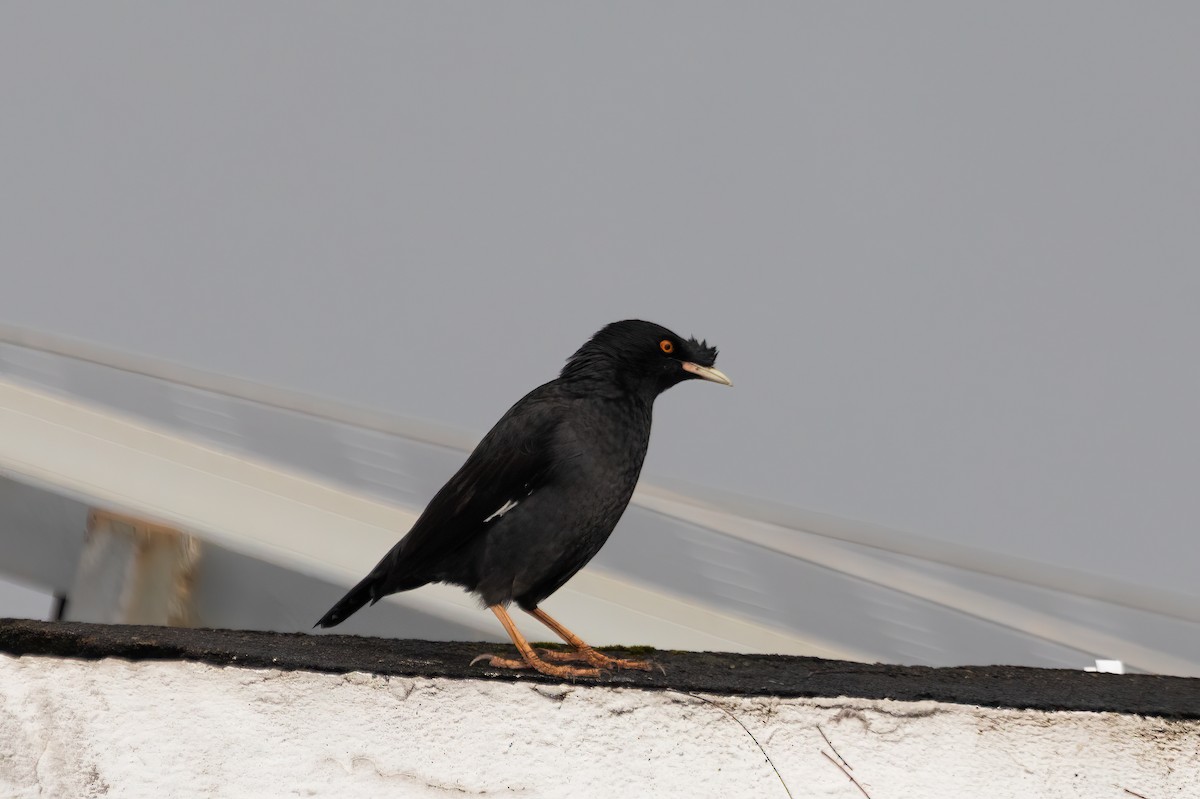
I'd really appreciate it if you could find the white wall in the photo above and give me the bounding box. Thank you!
[2,654,1196,799]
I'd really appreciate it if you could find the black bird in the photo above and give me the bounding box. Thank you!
[315,319,731,677]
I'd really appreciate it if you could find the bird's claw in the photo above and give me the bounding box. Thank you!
[471,654,532,670]
[537,646,659,673]
[470,650,601,679]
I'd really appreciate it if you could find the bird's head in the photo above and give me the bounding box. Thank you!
[560,320,732,397]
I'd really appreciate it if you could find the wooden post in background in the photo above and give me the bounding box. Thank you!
[67,510,201,627]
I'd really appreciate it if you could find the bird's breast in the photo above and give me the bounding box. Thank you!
[556,399,652,513]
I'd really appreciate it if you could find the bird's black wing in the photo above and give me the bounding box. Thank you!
[390,386,567,573]
[315,383,568,627]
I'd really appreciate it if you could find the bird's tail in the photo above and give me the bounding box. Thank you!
[314,572,381,629]
[315,541,427,629]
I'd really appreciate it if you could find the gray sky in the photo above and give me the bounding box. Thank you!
[2,5,1198,594]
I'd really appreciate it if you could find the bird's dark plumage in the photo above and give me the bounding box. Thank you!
[315,320,730,673]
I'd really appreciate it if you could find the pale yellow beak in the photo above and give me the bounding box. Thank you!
[682,362,733,387]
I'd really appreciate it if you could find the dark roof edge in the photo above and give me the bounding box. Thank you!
[3,619,1198,719]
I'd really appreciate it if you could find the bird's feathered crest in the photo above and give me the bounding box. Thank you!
[686,337,719,368]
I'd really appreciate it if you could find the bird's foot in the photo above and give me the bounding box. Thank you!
[538,646,658,673]
[470,652,601,679]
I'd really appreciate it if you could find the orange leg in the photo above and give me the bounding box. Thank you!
[525,606,655,672]
[471,605,601,679]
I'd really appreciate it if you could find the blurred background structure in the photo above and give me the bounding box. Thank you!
[2,5,1199,675]
[4,327,1199,675]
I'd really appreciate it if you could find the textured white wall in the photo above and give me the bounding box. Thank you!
[2,654,1195,799]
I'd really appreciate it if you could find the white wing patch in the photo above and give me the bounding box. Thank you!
[484,498,520,523]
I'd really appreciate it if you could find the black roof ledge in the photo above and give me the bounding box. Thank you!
[3,619,1198,719]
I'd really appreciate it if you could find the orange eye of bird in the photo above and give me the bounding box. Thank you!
[659,339,674,354]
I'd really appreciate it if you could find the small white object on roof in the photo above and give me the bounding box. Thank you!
[1085,659,1126,674]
